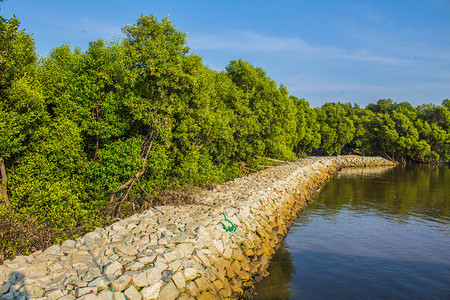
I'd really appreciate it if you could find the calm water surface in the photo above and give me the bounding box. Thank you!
[254,165,450,300]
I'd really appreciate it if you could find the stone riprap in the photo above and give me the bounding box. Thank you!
[0,156,396,300]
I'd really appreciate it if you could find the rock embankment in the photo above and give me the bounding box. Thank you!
[0,156,396,300]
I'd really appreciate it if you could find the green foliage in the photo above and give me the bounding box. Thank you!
[226,59,297,164]
[291,96,321,156]
[316,102,355,155]
[357,99,448,162]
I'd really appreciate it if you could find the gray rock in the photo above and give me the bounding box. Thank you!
[0,282,10,295]
[161,270,173,283]
[0,292,14,300]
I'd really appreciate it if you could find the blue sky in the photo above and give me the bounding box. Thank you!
[2,0,450,107]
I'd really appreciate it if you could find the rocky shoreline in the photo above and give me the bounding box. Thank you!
[0,156,396,300]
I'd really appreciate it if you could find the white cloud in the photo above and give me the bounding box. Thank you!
[188,30,407,64]
[81,18,122,37]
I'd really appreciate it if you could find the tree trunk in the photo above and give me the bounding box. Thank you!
[0,156,10,207]
[93,104,100,161]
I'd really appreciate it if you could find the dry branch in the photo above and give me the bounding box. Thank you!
[255,155,287,163]
[108,128,155,214]
[0,156,10,207]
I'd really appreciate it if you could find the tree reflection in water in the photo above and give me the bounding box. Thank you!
[253,165,450,299]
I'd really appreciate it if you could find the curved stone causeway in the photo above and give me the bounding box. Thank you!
[0,156,396,300]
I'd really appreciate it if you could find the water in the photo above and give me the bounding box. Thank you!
[254,165,450,300]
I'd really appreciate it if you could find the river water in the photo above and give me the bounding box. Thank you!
[254,165,450,300]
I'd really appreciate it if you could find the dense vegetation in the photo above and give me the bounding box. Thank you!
[0,13,449,260]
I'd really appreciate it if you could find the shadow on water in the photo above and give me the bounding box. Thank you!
[253,241,295,300]
[0,272,29,299]
[257,250,450,300]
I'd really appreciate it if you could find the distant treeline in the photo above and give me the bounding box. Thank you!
[0,14,449,258]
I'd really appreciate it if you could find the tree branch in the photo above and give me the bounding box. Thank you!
[109,127,155,207]
[0,156,10,207]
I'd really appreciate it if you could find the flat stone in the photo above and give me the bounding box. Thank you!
[27,285,45,297]
[84,231,101,241]
[75,286,97,297]
[2,260,18,269]
[45,289,65,300]
[213,240,224,254]
[137,255,157,265]
[184,258,204,275]
[27,261,48,278]
[194,276,211,292]
[185,281,199,297]
[61,240,76,247]
[125,261,145,271]
[158,281,179,300]
[146,266,163,285]
[178,293,196,300]
[124,285,142,300]
[44,245,61,255]
[69,253,96,268]
[114,244,138,257]
[163,252,177,263]
[97,290,127,300]
[58,295,76,300]
[103,261,122,276]
[130,271,149,288]
[184,268,199,281]
[212,279,224,291]
[87,276,109,291]
[111,274,131,292]
[195,251,211,267]
[77,294,96,300]
[198,291,219,300]
[175,243,194,258]
[172,271,186,289]
[140,281,163,300]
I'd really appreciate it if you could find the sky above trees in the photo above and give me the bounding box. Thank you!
[1,0,449,107]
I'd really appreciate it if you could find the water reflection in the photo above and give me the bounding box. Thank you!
[317,165,449,223]
[254,165,450,299]
[253,244,295,300]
